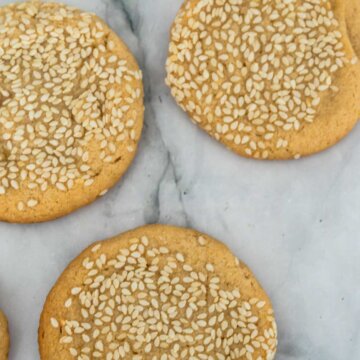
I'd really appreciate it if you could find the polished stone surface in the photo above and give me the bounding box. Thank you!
[0,0,359,359]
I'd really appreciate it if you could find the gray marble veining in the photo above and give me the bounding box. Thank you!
[0,0,359,359]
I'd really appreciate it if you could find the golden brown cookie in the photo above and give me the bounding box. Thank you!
[39,224,277,360]
[0,1,144,223]
[0,310,9,360]
[346,0,360,59]
[166,0,360,160]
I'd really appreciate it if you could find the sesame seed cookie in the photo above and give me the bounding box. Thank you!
[166,0,360,160]
[0,310,9,360]
[39,224,277,360]
[0,1,144,223]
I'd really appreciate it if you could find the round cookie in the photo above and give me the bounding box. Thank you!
[166,0,360,160]
[39,225,277,360]
[0,1,144,223]
[0,310,9,360]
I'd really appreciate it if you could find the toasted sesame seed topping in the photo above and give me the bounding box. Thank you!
[99,189,109,196]
[206,263,215,272]
[197,236,207,246]
[50,235,277,359]
[17,201,25,211]
[27,199,38,208]
[166,0,356,159]
[91,244,102,253]
[50,317,59,329]
[0,1,142,207]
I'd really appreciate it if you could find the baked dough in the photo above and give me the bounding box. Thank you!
[0,1,144,222]
[39,224,277,360]
[0,310,9,360]
[166,0,360,160]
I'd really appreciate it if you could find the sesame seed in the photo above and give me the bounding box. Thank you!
[17,201,25,211]
[50,317,59,329]
[99,189,108,197]
[197,236,207,246]
[91,244,102,253]
[176,252,185,262]
[206,263,215,272]
[71,287,81,296]
[27,199,38,208]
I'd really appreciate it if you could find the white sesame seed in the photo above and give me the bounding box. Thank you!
[50,317,59,328]
[206,263,215,272]
[27,199,38,208]
[91,244,102,253]
[197,236,207,246]
[17,201,25,211]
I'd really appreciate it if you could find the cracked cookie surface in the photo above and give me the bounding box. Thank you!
[166,0,360,160]
[0,1,144,222]
[39,224,277,360]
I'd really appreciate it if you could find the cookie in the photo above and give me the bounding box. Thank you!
[166,0,360,160]
[39,224,277,360]
[0,310,9,360]
[0,1,144,223]
[346,0,360,60]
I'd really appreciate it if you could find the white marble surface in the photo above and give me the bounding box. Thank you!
[0,0,359,359]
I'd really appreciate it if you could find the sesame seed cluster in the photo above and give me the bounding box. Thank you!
[166,0,358,159]
[43,227,277,360]
[0,1,143,219]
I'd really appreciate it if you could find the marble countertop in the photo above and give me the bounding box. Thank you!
[0,0,359,359]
